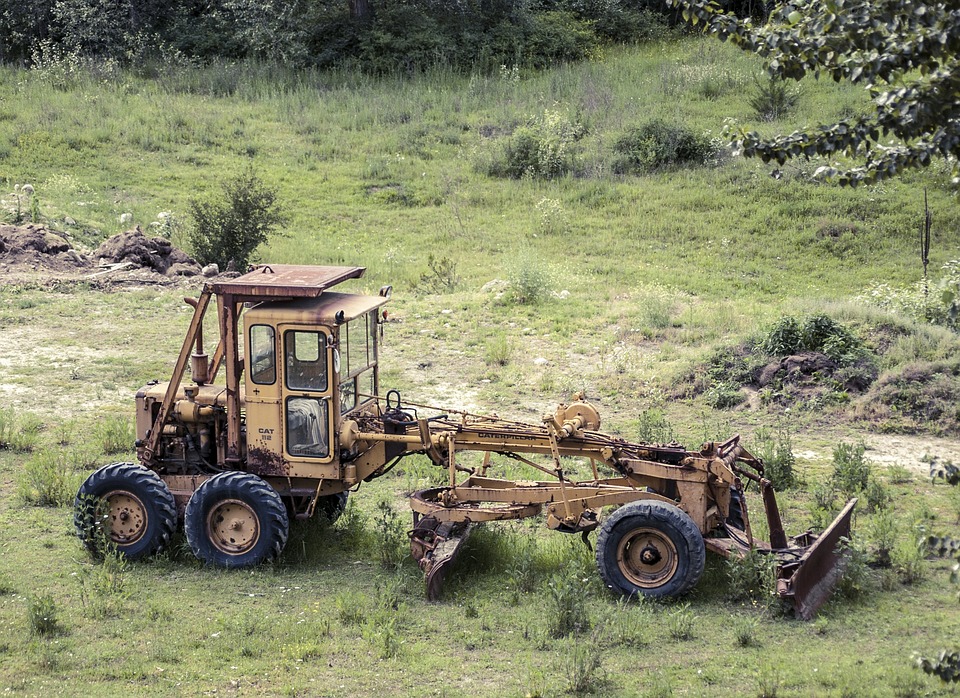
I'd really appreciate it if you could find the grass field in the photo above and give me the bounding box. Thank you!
[2,37,960,696]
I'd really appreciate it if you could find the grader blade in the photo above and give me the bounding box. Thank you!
[409,516,475,601]
[777,498,858,619]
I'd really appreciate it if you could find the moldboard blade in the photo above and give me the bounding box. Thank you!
[410,516,475,601]
[777,498,858,620]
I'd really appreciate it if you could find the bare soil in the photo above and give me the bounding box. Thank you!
[0,223,207,287]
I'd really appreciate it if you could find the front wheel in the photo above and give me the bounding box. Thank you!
[74,462,177,560]
[185,472,289,568]
[596,500,705,599]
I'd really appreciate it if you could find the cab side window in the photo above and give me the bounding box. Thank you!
[249,325,276,385]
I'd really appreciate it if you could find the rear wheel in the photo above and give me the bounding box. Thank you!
[74,462,176,560]
[596,500,705,599]
[185,472,289,568]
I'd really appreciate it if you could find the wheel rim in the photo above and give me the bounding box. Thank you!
[104,490,149,545]
[206,499,260,555]
[617,527,679,589]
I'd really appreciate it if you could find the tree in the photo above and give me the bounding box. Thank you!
[668,0,960,186]
[188,168,286,271]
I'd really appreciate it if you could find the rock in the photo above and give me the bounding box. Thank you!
[759,351,837,387]
[64,216,76,226]
[119,213,133,225]
[533,357,549,366]
[481,279,509,293]
[20,184,34,195]
[201,263,220,277]
[169,262,201,277]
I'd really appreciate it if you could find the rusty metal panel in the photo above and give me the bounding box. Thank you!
[778,497,858,619]
[244,292,388,327]
[211,264,366,299]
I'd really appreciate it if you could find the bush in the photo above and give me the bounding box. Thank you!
[373,497,407,570]
[523,11,599,69]
[17,450,80,507]
[27,593,61,636]
[753,423,797,490]
[489,109,585,179]
[188,167,286,271]
[612,119,719,174]
[832,441,870,497]
[759,314,867,366]
[749,74,801,122]
[506,250,553,305]
[547,565,590,638]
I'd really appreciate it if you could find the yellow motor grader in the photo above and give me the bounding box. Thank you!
[74,264,856,618]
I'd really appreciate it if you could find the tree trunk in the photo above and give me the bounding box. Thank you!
[349,0,372,22]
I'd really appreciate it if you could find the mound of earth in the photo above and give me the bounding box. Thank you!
[0,223,209,285]
[0,223,86,272]
[94,226,201,276]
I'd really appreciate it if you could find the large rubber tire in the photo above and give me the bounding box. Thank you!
[315,492,348,523]
[184,472,289,568]
[596,500,705,599]
[74,462,177,560]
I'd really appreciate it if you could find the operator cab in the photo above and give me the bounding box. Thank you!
[242,290,388,477]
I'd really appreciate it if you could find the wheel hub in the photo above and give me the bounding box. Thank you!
[639,544,662,566]
[105,490,148,545]
[617,527,679,589]
[207,499,260,555]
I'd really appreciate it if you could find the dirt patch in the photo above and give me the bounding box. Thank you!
[0,223,211,287]
[0,223,87,273]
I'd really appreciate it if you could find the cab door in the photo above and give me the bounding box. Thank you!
[244,323,284,474]
[278,325,338,478]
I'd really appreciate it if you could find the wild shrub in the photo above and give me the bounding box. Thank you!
[668,602,695,641]
[636,407,675,444]
[535,197,568,236]
[893,537,926,585]
[188,167,286,271]
[859,259,960,331]
[372,497,407,570]
[749,73,801,121]
[547,564,590,637]
[17,449,80,507]
[760,314,865,364]
[506,250,552,305]
[832,441,870,497]
[867,509,897,566]
[415,254,461,294]
[704,380,744,409]
[95,415,134,455]
[835,537,874,599]
[612,119,718,174]
[753,424,796,490]
[0,408,42,452]
[523,11,600,68]
[363,613,401,659]
[333,496,368,549]
[334,591,367,626]
[560,626,607,695]
[75,540,130,618]
[488,109,585,179]
[733,615,761,647]
[484,335,512,367]
[27,593,60,637]
[726,547,777,606]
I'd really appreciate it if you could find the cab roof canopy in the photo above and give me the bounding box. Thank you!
[210,265,366,301]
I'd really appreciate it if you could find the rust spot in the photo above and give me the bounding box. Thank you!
[247,447,289,476]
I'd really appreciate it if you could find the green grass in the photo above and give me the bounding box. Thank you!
[1,36,960,696]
